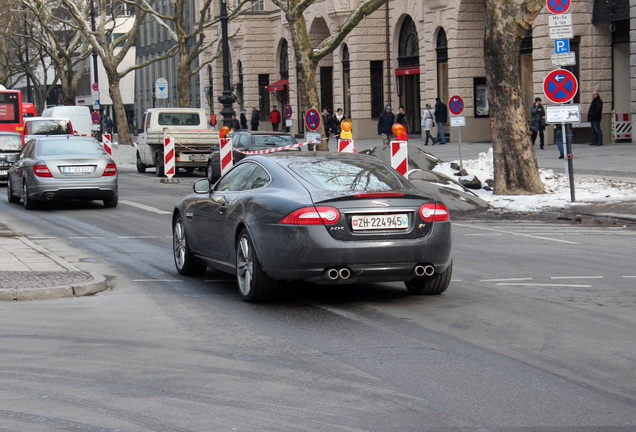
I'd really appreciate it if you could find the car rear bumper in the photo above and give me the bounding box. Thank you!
[250,222,452,283]
[28,178,118,201]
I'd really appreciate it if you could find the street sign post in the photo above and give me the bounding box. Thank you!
[284,104,293,119]
[305,108,320,131]
[449,95,464,115]
[545,104,581,124]
[449,112,466,169]
[543,69,578,104]
[155,78,168,100]
[91,111,100,125]
[546,0,570,14]
[551,52,576,67]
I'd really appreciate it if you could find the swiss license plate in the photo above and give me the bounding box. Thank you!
[62,166,92,174]
[351,214,408,230]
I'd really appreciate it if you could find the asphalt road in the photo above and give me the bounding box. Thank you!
[0,167,635,431]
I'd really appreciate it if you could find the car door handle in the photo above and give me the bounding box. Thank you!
[185,212,193,219]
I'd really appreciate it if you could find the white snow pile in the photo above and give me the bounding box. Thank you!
[433,148,636,212]
[110,143,137,169]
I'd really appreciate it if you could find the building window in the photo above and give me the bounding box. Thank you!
[258,74,270,117]
[370,61,383,119]
[474,77,489,117]
[398,17,419,68]
[251,0,264,11]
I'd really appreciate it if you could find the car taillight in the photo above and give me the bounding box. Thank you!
[33,164,53,177]
[419,203,450,222]
[103,163,117,176]
[279,206,340,225]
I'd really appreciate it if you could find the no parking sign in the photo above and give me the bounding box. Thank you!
[449,96,464,115]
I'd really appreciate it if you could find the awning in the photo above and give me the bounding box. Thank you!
[268,79,288,92]
[395,66,420,76]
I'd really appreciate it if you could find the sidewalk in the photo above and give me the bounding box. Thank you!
[0,222,107,301]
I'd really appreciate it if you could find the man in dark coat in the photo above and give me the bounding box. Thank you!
[377,104,395,148]
[434,97,448,144]
[588,90,603,146]
[250,107,260,131]
[239,109,248,130]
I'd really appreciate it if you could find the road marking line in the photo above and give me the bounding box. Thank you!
[465,233,503,236]
[496,283,592,288]
[550,276,604,279]
[133,279,183,282]
[454,222,580,244]
[623,276,636,278]
[480,278,533,282]
[119,236,161,239]
[68,236,106,239]
[120,200,171,215]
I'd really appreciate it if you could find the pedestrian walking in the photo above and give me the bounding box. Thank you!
[529,97,546,149]
[239,109,248,130]
[434,98,447,144]
[395,106,410,134]
[333,108,345,139]
[421,104,437,145]
[250,107,260,131]
[377,104,395,148]
[228,113,240,132]
[105,115,113,135]
[269,105,281,131]
[588,90,603,146]
[322,108,336,145]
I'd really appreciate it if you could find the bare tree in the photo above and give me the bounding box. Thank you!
[58,0,175,145]
[23,0,93,108]
[484,0,544,194]
[0,2,28,88]
[271,0,387,150]
[139,0,251,108]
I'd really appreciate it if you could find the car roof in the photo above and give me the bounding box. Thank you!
[32,136,97,144]
[24,117,71,122]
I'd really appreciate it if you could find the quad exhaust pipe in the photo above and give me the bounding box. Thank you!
[323,267,351,281]
[414,264,435,277]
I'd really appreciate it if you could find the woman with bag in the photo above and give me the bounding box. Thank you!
[530,97,546,149]
[421,104,437,145]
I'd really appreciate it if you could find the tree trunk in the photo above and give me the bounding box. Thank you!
[484,0,544,195]
[177,45,191,108]
[106,70,132,146]
[289,15,328,150]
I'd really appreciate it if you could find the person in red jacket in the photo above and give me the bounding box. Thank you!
[269,105,281,131]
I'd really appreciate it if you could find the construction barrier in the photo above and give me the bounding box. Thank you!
[338,139,355,153]
[219,137,233,176]
[164,135,175,178]
[390,141,408,175]
[102,134,111,155]
[614,113,632,141]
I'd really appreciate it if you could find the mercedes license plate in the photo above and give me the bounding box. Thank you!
[189,154,207,162]
[62,166,93,174]
[351,214,408,230]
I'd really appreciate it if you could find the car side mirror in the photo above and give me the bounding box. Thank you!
[193,178,211,194]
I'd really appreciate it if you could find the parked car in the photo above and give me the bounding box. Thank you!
[207,130,298,183]
[0,132,23,181]
[174,152,453,302]
[23,117,73,143]
[6,136,118,209]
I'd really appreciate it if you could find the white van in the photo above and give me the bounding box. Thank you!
[41,106,92,137]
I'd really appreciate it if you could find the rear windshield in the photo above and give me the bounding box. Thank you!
[28,120,72,135]
[252,134,295,150]
[288,159,404,192]
[157,113,201,126]
[0,134,22,151]
[37,140,106,157]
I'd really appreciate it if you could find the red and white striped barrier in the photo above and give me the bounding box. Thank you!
[220,137,233,176]
[102,134,111,155]
[234,138,322,155]
[338,139,355,153]
[164,135,176,178]
[614,113,632,140]
[390,141,408,175]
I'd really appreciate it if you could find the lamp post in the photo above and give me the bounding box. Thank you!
[217,0,235,126]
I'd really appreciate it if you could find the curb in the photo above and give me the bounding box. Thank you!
[0,271,108,301]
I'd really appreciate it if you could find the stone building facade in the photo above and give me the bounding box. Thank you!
[201,0,631,143]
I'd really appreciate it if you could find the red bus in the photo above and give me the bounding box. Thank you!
[0,88,24,135]
[22,102,36,118]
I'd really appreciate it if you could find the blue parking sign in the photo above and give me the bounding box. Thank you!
[554,39,570,54]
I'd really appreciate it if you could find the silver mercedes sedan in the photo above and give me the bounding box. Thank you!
[6,136,118,209]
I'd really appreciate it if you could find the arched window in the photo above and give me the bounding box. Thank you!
[280,40,289,80]
[398,17,419,67]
